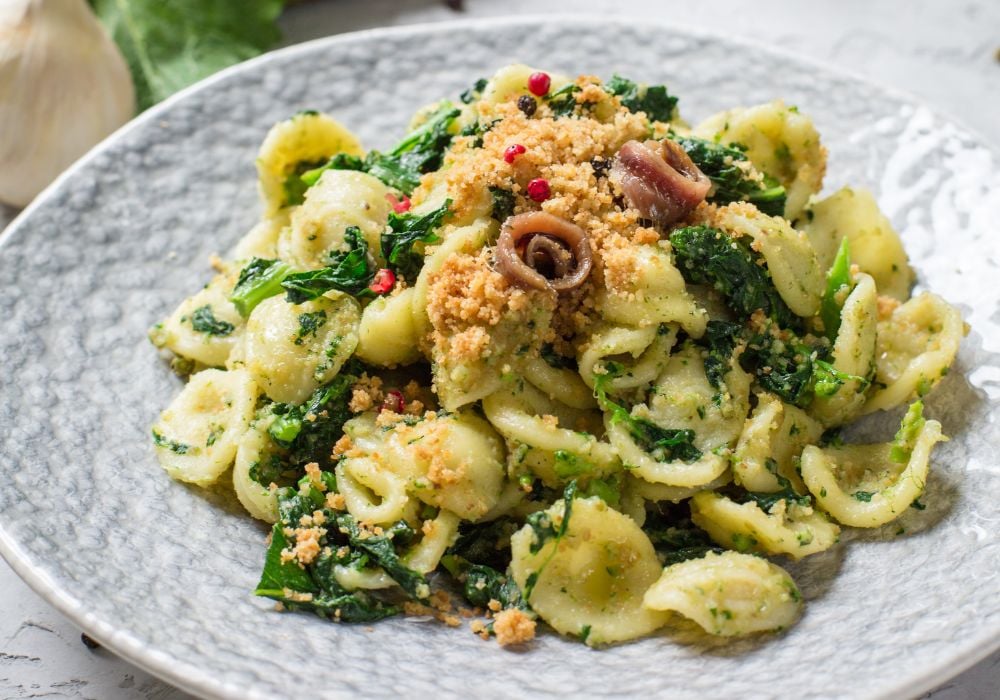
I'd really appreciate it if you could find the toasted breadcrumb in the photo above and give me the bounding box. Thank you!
[492,608,537,646]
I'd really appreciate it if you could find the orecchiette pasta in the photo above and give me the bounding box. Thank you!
[863,292,964,414]
[802,186,914,301]
[510,497,669,645]
[152,368,258,486]
[150,65,961,648]
[643,551,802,636]
[690,491,840,559]
[243,292,360,404]
[801,402,945,527]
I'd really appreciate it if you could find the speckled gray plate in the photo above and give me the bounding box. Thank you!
[1,16,998,700]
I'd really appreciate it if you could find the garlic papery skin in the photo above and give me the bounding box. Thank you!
[0,0,135,207]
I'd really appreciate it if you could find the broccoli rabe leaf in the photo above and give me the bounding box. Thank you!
[540,343,578,371]
[447,518,519,572]
[267,369,358,469]
[282,226,375,302]
[489,186,516,222]
[283,158,328,207]
[300,153,366,188]
[606,74,678,123]
[812,359,868,398]
[299,103,460,195]
[229,258,293,317]
[255,486,400,623]
[737,460,812,512]
[890,401,926,464]
[380,200,451,282]
[335,514,429,601]
[546,84,581,118]
[366,103,460,194]
[256,522,317,596]
[523,481,578,601]
[740,323,824,407]
[820,237,853,342]
[187,305,234,336]
[643,507,722,566]
[460,77,488,104]
[151,429,193,455]
[593,370,702,464]
[702,320,743,395]
[672,136,786,216]
[669,225,801,330]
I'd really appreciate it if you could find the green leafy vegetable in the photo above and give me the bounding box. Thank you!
[334,514,429,601]
[489,186,516,222]
[669,225,801,330]
[254,483,401,623]
[299,103,460,195]
[606,74,678,123]
[546,84,581,118]
[229,257,293,318]
[540,343,577,371]
[282,227,375,302]
[92,0,285,111]
[820,237,853,341]
[643,507,722,566]
[702,320,742,394]
[151,429,193,455]
[381,200,451,281]
[890,401,926,464]
[460,78,488,104]
[523,481,578,601]
[189,305,234,336]
[812,359,868,398]
[593,369,702,463]
[740,323,824,407]
[283,158,327,207]
[672,136,786,216]
[852,491,875,502]
[294,311,327,345]
[267,370,358,470]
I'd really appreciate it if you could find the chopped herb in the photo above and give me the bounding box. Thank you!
[294,311,327,345]
[731,532,759,552]
[189,305,234,336]
[151,429,193,455]
[853,491,875,502]
[911,498,927,511]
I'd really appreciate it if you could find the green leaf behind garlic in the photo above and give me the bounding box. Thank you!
[0,0,135,207]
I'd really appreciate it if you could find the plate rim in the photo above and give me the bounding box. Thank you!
[1,14,997,699]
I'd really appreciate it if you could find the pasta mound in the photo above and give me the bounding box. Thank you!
[149,63,965,649]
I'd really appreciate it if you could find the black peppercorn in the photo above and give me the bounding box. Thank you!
[517,95,537,117]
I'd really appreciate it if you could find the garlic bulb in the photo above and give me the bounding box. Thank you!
[0,0,135,207]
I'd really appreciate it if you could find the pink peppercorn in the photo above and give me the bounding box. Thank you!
[526,178,551,202]
[381,389,405,413]
[527,72,551,97]
[386,193,411,213]
[504,144,526,163]
[369,268,396,295]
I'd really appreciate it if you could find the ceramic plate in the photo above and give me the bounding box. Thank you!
[1,17,998,700]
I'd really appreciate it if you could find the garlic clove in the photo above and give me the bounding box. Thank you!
[0,0,135,208]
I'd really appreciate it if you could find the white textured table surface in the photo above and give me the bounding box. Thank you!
[1,1,998,698]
